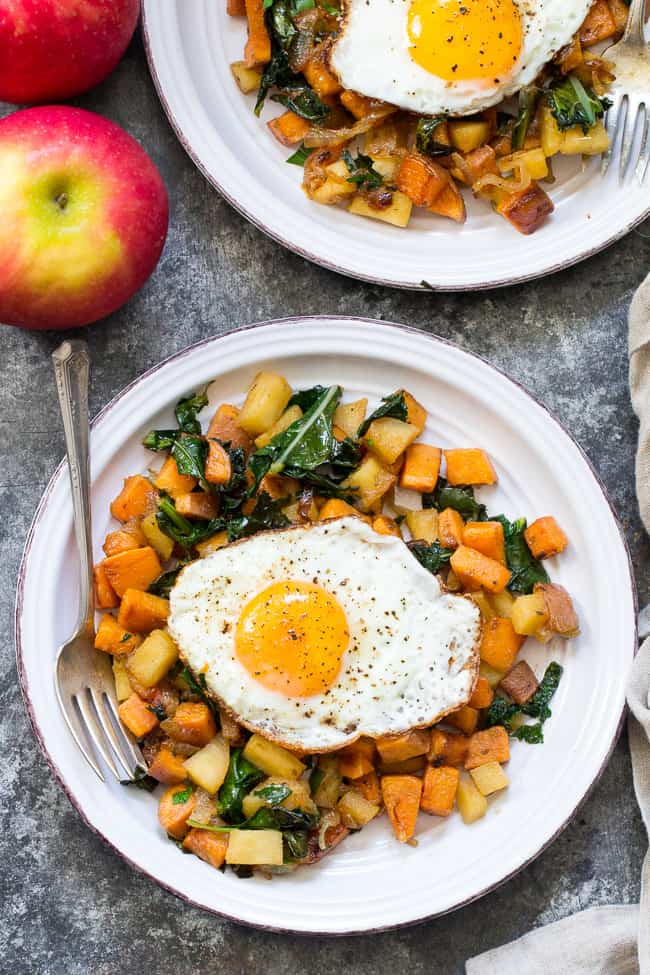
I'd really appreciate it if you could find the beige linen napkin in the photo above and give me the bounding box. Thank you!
[467,273,650,975]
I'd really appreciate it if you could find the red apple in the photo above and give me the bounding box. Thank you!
[0,0,140,104]
[0,106,169,330]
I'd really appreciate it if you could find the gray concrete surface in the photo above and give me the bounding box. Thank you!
[1,32,649,975]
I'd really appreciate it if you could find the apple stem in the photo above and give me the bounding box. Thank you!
[55,192,68,211]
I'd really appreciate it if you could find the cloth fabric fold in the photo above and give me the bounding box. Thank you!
[467,271,650,975]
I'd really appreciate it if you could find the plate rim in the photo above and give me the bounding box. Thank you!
[15,315,637,934]
[140,4,650,293]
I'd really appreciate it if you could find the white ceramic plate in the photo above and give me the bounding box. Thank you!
[17,318,635,933]
[141,1,649,291]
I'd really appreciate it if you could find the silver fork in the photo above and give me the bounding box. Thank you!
[601,0,650,182]
[53,340,145,783]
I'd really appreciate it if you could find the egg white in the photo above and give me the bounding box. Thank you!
[329,0,593,116]
[168,518,481,752]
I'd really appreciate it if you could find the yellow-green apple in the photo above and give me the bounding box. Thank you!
[0,106,169,330]
[0,0,140,104]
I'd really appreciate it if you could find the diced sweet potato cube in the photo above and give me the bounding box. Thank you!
[155,455,197,498]
[379,756,426,775]
[451,546,511,594]
[479,617,524,670]
[377,729,430,764]
[319,497,370,523]
[401,390,427,435]
[381,774,423,842]
[117,589,170,633]
[534,583,580,637]
[339,750,374,779]
[444,448,496,486]
[499,660,539,705]
[103,529,143,557]
[94,614,141,655]
[102,546,162,598]
[94,563,119,609]
[524,516,568,559]
[446,705,479,735]
[456,144,498,185]
[110,475,156,522]
[340,90,375,119]
[428,179,466,222]
[465,726,510,770]
[195,531,230,557]
[438,507,465,549]
[429,729,469,767]
[268,111,311,146]
[396,154,448,207]
[207,404,253,455]
[118,692,159,738]
[148,746,189,785]
[244,0,271,65]
[158,784,197,839]
[303,51,341,97]
[204,440,232,486]
[162,702,218,747]
[469,676,494,709]
[183,828,230,869]
[463,521,505,564]
[228,0,246,13]
[579,0,616,45]
[400,444,441,493]
[175,492,220,520]
[354,770,381,804]
[373,515,401,537]
[496,181,554,235]
[421,765,459,816]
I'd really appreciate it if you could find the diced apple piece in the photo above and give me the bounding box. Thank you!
[183,736,230,794]
[333,398,368,439]
[254,404,303,448]
[225,829,284,865]
[126,629,179,687]
[511,592,549,636]
[112,656,132,702]
[348,190,413,228]
[469,761,509,796]
[141,512,174,561]
[311,755,343,808]
[456,774,488,824]
[242,733,305,779]
[362,417,419,465]
[230,60,263,93]
[343,455,397,511]
[337,789,380,828]
[405,509,439,543]
[238,371,292,436]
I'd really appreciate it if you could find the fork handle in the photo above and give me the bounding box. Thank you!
[52,340,94,636]
[623,0,647,45]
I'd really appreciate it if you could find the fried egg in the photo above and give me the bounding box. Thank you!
[168,518,480,752]
[329,0,593,116]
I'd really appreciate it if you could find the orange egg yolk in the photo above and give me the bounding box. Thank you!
[235,581,350,698]
[407,0,523,84]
